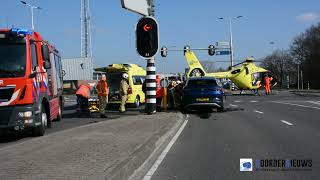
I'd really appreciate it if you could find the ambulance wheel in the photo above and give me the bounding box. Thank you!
[32,104,47,136]
[134,96,140,108]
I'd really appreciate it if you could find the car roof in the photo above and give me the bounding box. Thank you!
[187,76,217,81]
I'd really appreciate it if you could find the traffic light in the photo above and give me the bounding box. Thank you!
[161,46,167,57]
[208,45,215,56]
[136,17,159,58]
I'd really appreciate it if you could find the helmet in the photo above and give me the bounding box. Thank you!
[122,73,129,79]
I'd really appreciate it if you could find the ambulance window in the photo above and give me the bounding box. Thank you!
[140,76,146,83]
[133,76,143,85]
[30,44,38,70]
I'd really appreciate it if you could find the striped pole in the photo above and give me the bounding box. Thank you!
[145,57,156,114]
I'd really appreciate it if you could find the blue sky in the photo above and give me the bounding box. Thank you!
[1,0,319,73]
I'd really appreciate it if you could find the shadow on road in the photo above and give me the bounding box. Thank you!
[0,131,32,144]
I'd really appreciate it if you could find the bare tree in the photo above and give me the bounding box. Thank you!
[261,49,296,87]
[290,23,320,89]
[201,61,216,73]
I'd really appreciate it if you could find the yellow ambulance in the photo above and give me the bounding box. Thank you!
[95,64,146,107]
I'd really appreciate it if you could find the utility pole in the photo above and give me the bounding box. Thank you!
[218,16,242,68]
[297,64,300,90]
[229,17,234,67]
[301,70,304,90]
[20,1,42,30]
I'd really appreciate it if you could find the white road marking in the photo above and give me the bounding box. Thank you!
[229,104,238,107]
[143,119,189,180]
[307,101,320,105]
[271,101,320,110]
[254,110,264,114]
[280,120,294,126]
[234,100,241,103]
[251,100,258,103]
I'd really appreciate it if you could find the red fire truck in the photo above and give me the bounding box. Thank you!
[0,28,63,136]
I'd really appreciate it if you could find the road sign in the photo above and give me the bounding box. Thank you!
[121,0,149,16]
[136,16,159,58]
[216,50,231,55]
[216,41,230,47]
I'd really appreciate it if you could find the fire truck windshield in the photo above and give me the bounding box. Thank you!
[0,43,26,78]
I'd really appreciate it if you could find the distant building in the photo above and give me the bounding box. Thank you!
[62,57,93,81]
[61,57,94,93]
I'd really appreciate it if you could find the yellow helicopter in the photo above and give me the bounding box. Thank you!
[184,50,269,90]
[160,45,271,91]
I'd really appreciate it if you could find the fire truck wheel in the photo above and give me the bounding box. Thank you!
[56,105,62,121]
[32,104,47,136]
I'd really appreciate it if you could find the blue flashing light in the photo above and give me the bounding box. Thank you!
[10,28,33,36]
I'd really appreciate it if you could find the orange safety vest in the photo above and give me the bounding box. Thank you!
[156,78,163,98]
[264,77,270,85]
[76,84,90,98]
[97,80,109,97]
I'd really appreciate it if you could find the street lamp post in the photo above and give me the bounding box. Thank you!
[20,1,42,30]
[218,16,243,67]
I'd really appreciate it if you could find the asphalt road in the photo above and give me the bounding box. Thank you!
[0,95,145,148]
[150,91,320,180]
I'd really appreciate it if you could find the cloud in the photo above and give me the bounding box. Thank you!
[296,12,319,22]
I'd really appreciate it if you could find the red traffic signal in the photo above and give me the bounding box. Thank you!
[136,17,159,58]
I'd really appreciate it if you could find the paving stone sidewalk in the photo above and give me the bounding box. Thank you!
[0,112,184,180]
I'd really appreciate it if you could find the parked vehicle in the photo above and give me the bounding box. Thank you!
[95,64,146,108]
[182,77,224,113]
[0,28,63,136]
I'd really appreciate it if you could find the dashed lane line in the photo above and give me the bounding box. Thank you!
[229,104,238,107]
[271,101,320,110]
[280,120,294,126]
[254,110,264,114]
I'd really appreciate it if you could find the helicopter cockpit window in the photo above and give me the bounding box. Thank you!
[245,67,249,75]
[231,69,241,74]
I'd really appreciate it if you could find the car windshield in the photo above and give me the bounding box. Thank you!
[187,79,217,87]
[0,43,26,78]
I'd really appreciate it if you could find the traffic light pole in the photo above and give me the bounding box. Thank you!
[145,0,157,114]
[145,58,157,114]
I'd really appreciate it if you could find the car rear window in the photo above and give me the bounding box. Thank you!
[187,79,217,87]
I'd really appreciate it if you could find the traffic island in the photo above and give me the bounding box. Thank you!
[0,112,185,180]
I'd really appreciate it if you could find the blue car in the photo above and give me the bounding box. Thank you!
[182,77,224,113]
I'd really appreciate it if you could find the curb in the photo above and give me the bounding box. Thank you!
[104,113,185,180]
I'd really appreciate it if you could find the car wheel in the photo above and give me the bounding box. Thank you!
[134,96,140,108]
[32,104,47,136]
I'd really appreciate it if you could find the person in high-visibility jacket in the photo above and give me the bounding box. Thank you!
[156,75,163,111]
[96,74,109,118]
[76,84,90,98]
[76,84,90,111]
[264,74,271,95]
[119,73,129,113]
